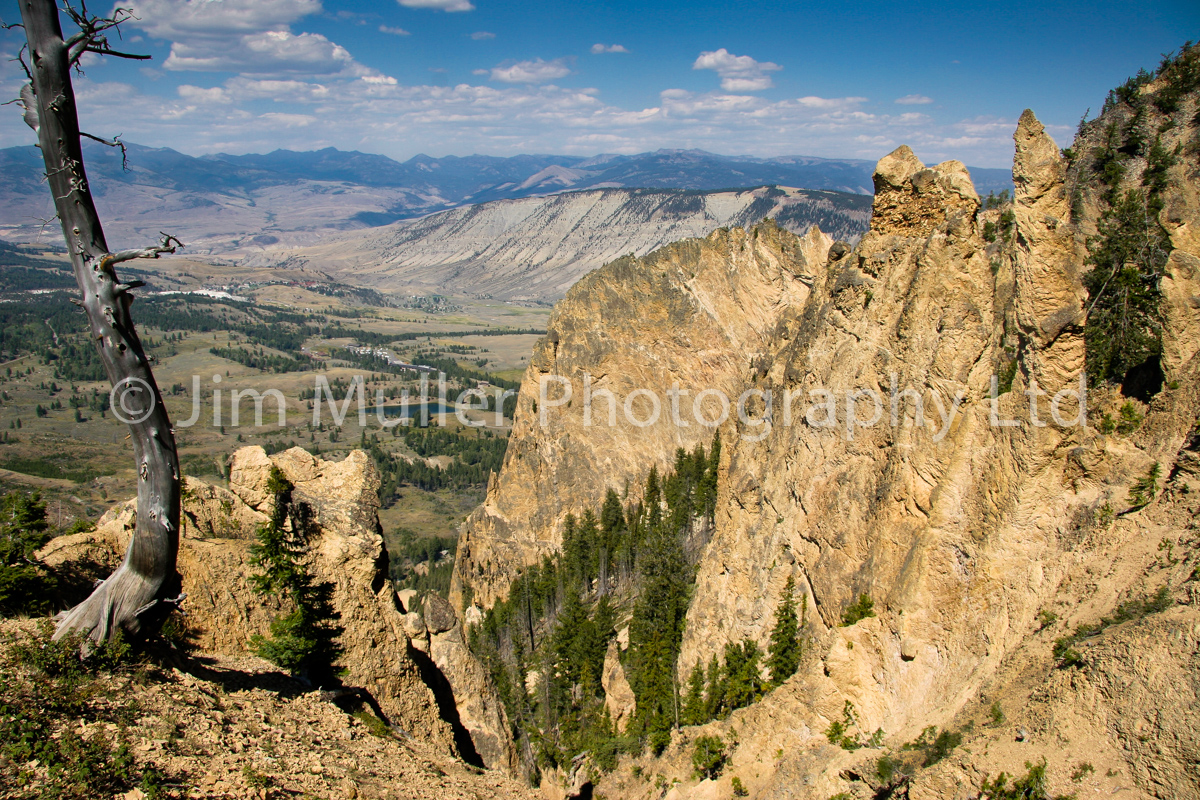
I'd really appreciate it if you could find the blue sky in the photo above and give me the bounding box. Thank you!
[1,0,1196,167]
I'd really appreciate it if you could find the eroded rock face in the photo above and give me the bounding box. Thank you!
[40,447,455,756]
[452,108,1200,799]
[1012,109,1088,394]
[871,146,980,237]
[452,221,831,612]
[601,640,636,733]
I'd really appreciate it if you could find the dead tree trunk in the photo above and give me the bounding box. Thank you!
[17,0,182,643]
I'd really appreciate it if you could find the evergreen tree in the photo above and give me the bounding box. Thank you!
[696,433,721,521]
[643,466,662,531]
[249,467,344,684]
[682,663,707,725]
[1084,189,1168,386]
[767,576,802,686]
[577,509,600,590]
[560,512,586,593]
[599,488,625,595]
[721,640,765,714]
[0,491,56,617]
[627,464,690,740]
[705,653,724,720]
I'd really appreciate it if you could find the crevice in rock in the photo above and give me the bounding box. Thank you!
[405,641,486,768]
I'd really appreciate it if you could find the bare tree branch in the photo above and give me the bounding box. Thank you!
[61,3,146,67]
[79,130,128,169]
[82,43,151,60]
[107,232,185,266]
[14,44,34,82]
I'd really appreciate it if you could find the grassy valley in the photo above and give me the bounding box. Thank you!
[0,242,546,598]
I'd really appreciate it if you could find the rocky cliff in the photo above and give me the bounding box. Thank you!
[450,61,1200,799]
[38,445,527,788]
[451,218,832,611]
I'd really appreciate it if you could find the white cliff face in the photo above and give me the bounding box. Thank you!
[248,187,864,302]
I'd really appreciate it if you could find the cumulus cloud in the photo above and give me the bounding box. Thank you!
[895,94,933,105]
[795,96,868,109]
[122,0,322,39]
[470,31,496,40]
[591,44,629,54]
[177,84,230,104]
[164,30,370,77]
[397,0,474,11]
[692,48,781,92]
[119,0,391,81]
[380,25,411,36]
[489,58,571,84]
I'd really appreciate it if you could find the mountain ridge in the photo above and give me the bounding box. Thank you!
[243,184,872,302]
[0,140,1014,235]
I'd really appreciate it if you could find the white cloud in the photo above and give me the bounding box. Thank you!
[258,112,316,127]
[397,0,474,11]
[164,30,370,77]
[380,25,411,36]
[0,35,1029,168]
[122,0,322,39]
[591,44,629,54]
[470,31,496,40]
[895,94,934,105]
[489,58,571,84]
[177,84,230,103]
[692,48,781,92]
[795,96,867,109]
[122,0,385,80]
[224,77,332,101]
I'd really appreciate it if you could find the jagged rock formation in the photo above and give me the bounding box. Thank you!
[38,445,510,774]
[1011,109,1089,393]
[249,187,856,302]
[602,639,636,733]
[451,220,832,611]
[450,83,1200,798]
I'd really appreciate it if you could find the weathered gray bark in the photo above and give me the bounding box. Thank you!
[17,0,181,643]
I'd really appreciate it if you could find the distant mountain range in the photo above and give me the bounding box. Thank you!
[0,142,1014,256]
[244,186,873,302]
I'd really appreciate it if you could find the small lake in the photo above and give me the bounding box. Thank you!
[378,401,455,420]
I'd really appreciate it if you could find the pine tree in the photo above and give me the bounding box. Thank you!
[577,509,600,590]
[767,576,802,685]
[705,654,723,720]
[599,488,625,595]
[696,434,721,521]
[249,467,344,684]
[1084,189,1168,386]
[643,466,662,531]
[627,464,690,740]
[721,640,765,714]
[0,491,56,617]
[682,663,707,725]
